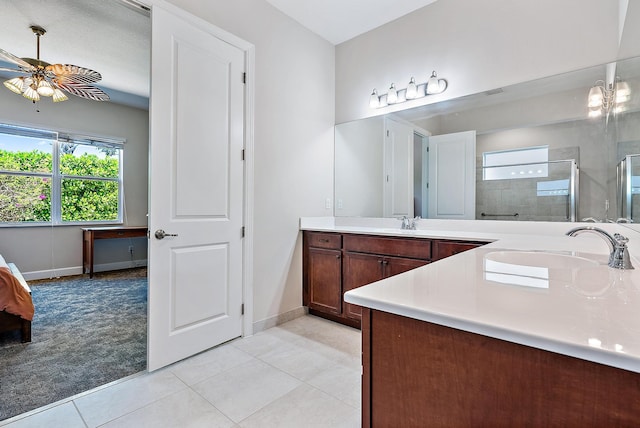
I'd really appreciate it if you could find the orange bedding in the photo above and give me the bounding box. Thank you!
[0,267,34,321]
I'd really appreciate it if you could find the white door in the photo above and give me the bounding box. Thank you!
[428,131,476,219]
[148,5,245,371]
[383,118,414,218]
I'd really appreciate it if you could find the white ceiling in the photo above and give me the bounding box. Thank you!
[264,0,439,45]
[0,0,438,107]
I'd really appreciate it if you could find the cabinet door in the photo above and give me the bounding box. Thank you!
[308,247,342,315]
[384,256,429,277]
[343,252,384,321]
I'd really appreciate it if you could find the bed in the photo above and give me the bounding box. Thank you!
[0,256,33,343]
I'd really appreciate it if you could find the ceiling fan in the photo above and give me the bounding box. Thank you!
[0,25,110,103]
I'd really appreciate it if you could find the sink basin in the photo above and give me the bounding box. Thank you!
[484,251,600,270]
[483,250,606,289]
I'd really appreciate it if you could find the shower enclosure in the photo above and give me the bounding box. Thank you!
[477,159,579,222]
[617,154,640,222]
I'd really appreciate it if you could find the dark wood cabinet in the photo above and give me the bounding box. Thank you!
[307,247,342,315]
[433,239,485,260]
[303,232,342,317]
[342,234,431,323]
[361,308,640,427]
[303,230,486,328]
[342,252,384,321]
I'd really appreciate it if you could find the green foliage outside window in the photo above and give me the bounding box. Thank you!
[0,148,120,223]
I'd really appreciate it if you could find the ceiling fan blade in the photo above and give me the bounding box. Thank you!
[0,48,35,71]
[46,64,102,84]
[0,66,27,74]
[55,81,110,102]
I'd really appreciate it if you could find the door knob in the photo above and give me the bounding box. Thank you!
[154,229,178,239]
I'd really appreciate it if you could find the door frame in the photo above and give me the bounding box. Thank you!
[143,0,255,339]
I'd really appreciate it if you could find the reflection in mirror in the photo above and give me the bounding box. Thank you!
[335,56,640,222]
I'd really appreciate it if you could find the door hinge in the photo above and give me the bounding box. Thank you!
[426,183,429,189]
[386,130,390,137]
[241,303,245,315]
[241,226,245,237]
[241,149,245,161]
[242,72,246,84]
[426,147,429,152]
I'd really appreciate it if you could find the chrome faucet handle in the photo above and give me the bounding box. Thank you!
[611,233,634,270]
[614,233,629,245]
[399,216,409,229]
[410,216,421,230]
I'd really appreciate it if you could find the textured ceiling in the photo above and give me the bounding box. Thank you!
[0,0,150,107]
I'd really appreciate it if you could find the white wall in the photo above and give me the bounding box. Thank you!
[165,0,336,326]
[0,90,149,278]
[335,117,384,216]
[336,0,623,123]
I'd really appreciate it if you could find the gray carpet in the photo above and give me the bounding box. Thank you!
[0,268,147,421]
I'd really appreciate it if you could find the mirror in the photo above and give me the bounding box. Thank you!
[335,55,640,222]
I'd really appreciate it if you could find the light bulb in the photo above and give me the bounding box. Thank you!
[615,81,630,103]
[369,89,380,108]
[387,83,398,104]
[406,77,418,99]
[37,80,55,97]
[4,77,25,94]
[427,71,445,94]
[588,86,603,108]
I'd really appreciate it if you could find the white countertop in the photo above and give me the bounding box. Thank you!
[301,217,640,373]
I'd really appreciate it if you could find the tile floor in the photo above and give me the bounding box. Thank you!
[0,315,362,428]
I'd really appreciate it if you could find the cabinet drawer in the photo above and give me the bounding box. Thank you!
[306,232,342,249]
[343,234,431,260]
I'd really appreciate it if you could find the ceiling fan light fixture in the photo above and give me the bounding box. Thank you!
[52,88,68,102]
[36,79,55,97]
[1,25,108,104]
[22,84,40,102]
[4,77,25,94]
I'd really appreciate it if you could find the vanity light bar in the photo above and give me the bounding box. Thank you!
[370,71,448,109]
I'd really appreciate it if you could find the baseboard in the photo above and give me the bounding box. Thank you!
[23,260,148,281]
[252,306,308,334]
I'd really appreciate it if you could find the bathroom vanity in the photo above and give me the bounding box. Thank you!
[301,217,640,426]
[303,230,486,328]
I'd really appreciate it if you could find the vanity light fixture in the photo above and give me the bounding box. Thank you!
[369,88,380,108]
[406,77,418,99]
[387,83,398,104]
[587,78,630,118]
[369,70,448,109]
[426,71,448,94]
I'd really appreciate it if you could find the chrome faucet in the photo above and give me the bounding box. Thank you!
[565,226,634,269]
[400,216,420,230]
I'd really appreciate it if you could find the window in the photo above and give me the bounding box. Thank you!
[0,123,124,225]
[483,146,548,181]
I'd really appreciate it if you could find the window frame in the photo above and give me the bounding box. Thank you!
[0,123,125,227]
[482,145,549,181]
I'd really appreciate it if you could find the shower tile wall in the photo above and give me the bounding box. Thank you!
[476,147,579,222]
